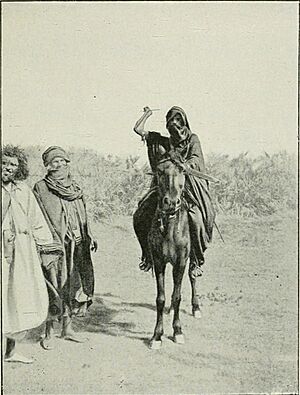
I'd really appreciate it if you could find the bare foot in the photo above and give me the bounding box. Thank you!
[40,337,54,350]
[76,302,87,317]
[61,330,88,343]
[4,353,33,364]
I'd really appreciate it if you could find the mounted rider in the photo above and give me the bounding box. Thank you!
[133,106,216,278]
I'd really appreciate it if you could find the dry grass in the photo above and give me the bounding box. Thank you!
[24,146,297,220]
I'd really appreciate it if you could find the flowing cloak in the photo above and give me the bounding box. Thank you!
[2,181,52,336]
[33,179,95,313]
[144,130,215,243]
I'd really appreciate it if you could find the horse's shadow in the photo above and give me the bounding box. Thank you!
[73,296,137,336]
[74,295,157,347]
[26,294,153,345]
[25,292,198,347]
[118,301,156,312]
[119,299,195,316]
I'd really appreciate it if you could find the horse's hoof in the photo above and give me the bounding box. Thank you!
[174,334,185,344]
[139,261,152,272]
[193,309,202,319]
[149,339,162,350]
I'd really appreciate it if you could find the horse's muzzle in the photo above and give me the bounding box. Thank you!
[162,196,181,216]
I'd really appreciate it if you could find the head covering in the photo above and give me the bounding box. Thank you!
[166,106,190,130]
[42,147,81,200]
[42,146,70,167]
[166,106,191,145]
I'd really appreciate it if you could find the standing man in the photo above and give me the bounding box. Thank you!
[133,106,215,278]
[33,146,97,349]
[2,145,52,363]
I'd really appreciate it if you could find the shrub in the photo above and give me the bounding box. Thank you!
[207,151,297,217]
[23,146,296,220]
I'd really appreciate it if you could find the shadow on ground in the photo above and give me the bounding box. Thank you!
[73,295,154,344]
[25,292,201,345]
[24,294,153,345]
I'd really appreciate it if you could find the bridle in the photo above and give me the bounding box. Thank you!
[155,157,186,234]
[150,156,219,234]
[157,202,186,234]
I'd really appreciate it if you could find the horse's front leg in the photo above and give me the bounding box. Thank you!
[150,261,166,350]
[171,257,187,344]
[189,269,202,319]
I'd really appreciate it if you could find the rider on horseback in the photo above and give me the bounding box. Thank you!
[133,106,215,278]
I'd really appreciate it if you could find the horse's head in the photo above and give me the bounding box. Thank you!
[156,157,185,216]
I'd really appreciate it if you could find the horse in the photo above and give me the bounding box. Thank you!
[147,157,202,350]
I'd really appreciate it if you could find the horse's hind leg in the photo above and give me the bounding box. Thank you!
[150,263,166,350]
[189,269,202,319]
[171,260,186,344]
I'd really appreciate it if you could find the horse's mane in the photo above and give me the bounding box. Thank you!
[157,150,185,171]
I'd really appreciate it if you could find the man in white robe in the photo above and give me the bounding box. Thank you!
[2,145,53,363]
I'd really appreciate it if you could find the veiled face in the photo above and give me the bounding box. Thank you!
[167,113,187,142]
[47,157,68,171]
[2,155,19,184]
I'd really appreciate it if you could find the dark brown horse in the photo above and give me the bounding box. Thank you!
[148,157,201,350]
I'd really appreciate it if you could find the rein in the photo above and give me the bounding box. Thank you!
[156,196,189,234]
[154,157,188,234]
[150,157,220,183]
[157,206,181,234]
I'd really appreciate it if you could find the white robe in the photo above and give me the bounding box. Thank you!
[2,181,53,336]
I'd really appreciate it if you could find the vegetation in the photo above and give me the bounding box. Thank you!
[24,146,297,221]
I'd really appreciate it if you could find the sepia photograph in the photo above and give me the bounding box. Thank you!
[1,1,298,394]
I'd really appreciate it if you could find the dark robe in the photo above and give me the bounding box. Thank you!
[134,127,215,269]
[33,179,95,318]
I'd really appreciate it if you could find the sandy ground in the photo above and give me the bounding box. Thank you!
[3,212,298,394]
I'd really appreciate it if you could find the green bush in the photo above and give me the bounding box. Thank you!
[23,146,296,220]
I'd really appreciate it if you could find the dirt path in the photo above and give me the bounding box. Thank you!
[3,212,298,394]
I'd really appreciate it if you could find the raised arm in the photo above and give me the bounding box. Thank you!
[133,106,153,138]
